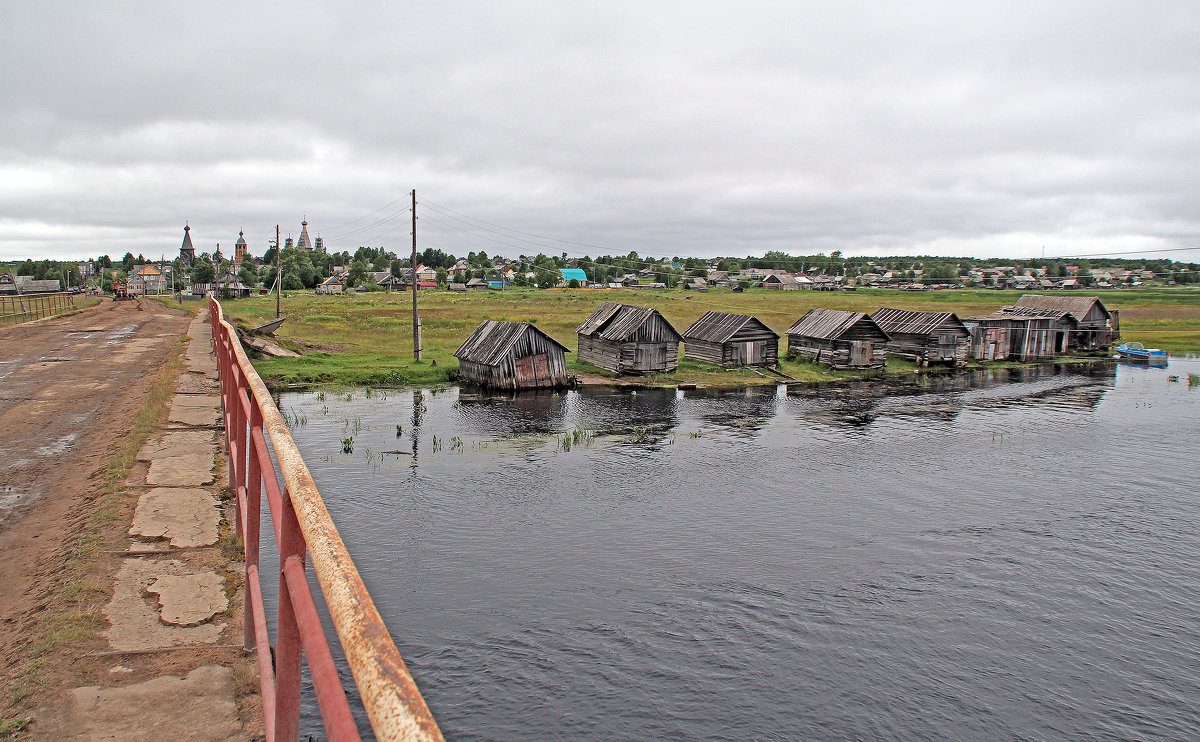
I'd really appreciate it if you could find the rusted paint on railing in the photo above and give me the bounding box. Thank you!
[209,297,444,742]
[0,292,77,326]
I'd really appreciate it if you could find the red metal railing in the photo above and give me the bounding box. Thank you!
[209,297,444,742]
[0,292,77,326]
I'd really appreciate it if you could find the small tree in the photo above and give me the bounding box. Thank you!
[568,278,581,289]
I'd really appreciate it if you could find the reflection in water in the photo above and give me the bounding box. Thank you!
[684,384,780,435]
[454,388,569,437]
[266,359,1200,742]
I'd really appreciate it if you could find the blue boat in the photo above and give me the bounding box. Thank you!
[1116,341,1169,363]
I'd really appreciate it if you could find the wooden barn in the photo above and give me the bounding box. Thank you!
[682,311,779,368]
[1012,294,1118,350]
[453,321,571,390]
[870,308,971,367]
[576,302,682,375]
[785,309,889,369]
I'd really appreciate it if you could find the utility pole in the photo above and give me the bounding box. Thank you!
[411,189,422,361]
[275,225,281,319]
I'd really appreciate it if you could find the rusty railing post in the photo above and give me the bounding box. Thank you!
[274,486,306,741]
[244,403,264,652]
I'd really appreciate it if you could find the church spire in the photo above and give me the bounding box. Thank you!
[179,223,196,267]
[297,218,313,251]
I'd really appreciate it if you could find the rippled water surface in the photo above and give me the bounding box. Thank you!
[270,360,1200,740]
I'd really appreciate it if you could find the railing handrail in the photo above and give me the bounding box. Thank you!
[0,292,76,324]
[209,297,443,742]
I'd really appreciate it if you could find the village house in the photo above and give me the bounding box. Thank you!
[763,273,802,290]
[869,308,971,367]
[454,321,571,390]
[785,308,889,369]
[576,302,682,374]
[683,311,779,368]
[316,274,346,294]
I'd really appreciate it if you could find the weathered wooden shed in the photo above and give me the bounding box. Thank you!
[576,302,682,374]
[453,320,570,390]
[785,309,889,369]
[870,307,971,367]
[995,305,1077,355]
[1012,294,1117,350]
[963,310,1078,361]
[682,311,779,368]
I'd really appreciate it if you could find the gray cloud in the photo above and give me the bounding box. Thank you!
[2,1,1198,262]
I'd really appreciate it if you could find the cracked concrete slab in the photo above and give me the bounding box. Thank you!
[39,665,242,742]
[136,430,215,461]
[168,395,221,426]
[148,572,228,626]
[145,452,215,486]
[176,372,219,394]
[103,560,225,650]
[129,488,220,547]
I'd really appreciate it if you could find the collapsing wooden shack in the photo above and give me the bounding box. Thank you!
[962,310,1078,361]
[1011,294,1118,350]
[453,320,571,390]
[870,308,971,367]
[785,309,889,369]
[576,302,682,374]
[682,311,779,368]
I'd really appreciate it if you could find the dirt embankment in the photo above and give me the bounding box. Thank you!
[0,300,193,726]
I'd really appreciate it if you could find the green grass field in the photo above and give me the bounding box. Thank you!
[214,286,1200,388]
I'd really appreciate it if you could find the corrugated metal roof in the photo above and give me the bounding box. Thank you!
[575,302,681,342]
[453,321,568,365]
[786,308,885,340]
[560,268,588,282]
[871,307,968,336]
[1014,294,1109,320]
[683,311,776,343]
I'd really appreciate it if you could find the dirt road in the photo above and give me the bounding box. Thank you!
[0,299,191,677]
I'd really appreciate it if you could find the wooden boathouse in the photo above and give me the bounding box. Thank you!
[963,310,1078,361]
[453,320,571,390]
[682,311,779,368]
[576,302,682,375]
[785,308,889,369]
[870,308,970,367]
[1012,294,1118,350]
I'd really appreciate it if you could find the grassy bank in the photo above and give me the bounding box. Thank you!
[215,286,1200,388]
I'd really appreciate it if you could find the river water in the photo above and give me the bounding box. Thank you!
[268,359,1200,741]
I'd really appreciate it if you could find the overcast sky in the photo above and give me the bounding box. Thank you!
[3,1,1198,264]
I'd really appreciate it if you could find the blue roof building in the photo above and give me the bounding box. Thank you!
[560,268,588,284]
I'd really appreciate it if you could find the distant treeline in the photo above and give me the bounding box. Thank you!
[11,246,1196,294]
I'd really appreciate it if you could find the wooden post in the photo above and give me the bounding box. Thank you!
[412,189,421,361]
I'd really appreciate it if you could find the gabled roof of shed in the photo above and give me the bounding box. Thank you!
[871,307,968,336]
[1014,294,1109,320]
[996,305,1078,323]
[683,311,777,343]
[785,308,888,340]
[975,307,1078,324]
[453,321,568,365]
[575,302,682,342]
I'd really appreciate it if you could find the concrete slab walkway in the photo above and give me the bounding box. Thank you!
[35,309,259,740]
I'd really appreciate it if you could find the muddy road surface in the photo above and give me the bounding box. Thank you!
[0,299,192,672]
